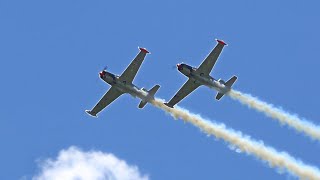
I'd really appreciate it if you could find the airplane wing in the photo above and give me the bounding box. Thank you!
[165,79,201,108]
[119,48,150,84]
[196,40,227,76]
[86,86,124,117]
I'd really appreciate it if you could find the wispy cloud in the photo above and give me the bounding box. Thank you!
[32,146,149,180]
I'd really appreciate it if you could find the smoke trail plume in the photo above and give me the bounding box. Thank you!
[227,90,320,141]
[150,99,320,180]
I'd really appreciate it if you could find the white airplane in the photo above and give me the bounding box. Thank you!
[165,39,237,108]
[86,47,160,117]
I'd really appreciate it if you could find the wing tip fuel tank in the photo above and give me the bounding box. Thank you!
[139,47,150,54]
[216,39,227,46]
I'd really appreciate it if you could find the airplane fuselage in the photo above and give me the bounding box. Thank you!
[178,64,230,94]
[100,71,152,102]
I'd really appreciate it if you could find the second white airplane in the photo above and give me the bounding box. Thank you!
[165,39,237,108]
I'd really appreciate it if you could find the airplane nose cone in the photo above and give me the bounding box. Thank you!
[99,71,106,78]
[177,64,182,70]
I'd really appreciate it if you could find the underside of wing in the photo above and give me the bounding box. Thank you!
[165,79,201,108]
[119,48,150,84]
[86,87,123,117]
[196,39,227,75]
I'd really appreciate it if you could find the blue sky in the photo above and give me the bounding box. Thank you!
[1,0,320,179]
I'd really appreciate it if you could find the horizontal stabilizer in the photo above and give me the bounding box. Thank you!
[138,101,148,108]
[225,75,237,88]
[215,75,238,101]
[149,85,160,96]
[216,93,224,100]
[138,84,160,109]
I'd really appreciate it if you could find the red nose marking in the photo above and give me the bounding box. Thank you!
[99,71,106,78]
[177,64,183,70]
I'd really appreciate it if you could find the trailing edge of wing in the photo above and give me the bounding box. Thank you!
[196,39,227,75]
[119,48,150,83]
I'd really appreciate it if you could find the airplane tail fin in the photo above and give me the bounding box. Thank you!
[215,75,238,100]
[138,85,160,108]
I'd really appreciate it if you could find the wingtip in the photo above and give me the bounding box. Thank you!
[164,103,174,108]
[139,47,150,54]
[216,39,227,46]
[85,110,98,117]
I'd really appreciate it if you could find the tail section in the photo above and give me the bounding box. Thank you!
[215,93,224,100]
[138,85,160,108]
[224,75,237,88]
[215,75,238,100]
[138,101,148,109]
[148,84,160,96]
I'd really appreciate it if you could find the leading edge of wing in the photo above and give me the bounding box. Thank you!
[118,47,150,84]
[196,39,227,75]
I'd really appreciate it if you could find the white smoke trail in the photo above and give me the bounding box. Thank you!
[150,99,320,180]
[227,90,320,141]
